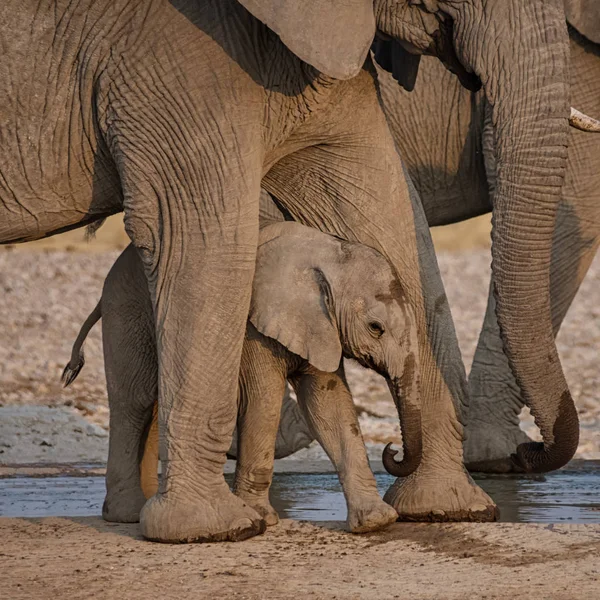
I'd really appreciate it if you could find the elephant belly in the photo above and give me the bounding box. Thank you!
[0,0,123,244]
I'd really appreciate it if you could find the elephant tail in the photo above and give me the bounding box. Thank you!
[61,301,102,387]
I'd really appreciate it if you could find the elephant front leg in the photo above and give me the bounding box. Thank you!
[264,86,496,521]
[293,368,397,533]
[381,173,497,522]
[118,167,266,543]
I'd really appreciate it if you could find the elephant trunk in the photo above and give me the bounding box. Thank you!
[456,0,578,471]
[382,351,423,478]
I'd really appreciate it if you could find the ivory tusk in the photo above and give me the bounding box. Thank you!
[569,107,600,132]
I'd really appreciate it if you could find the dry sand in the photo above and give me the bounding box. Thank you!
[2,518,599,599]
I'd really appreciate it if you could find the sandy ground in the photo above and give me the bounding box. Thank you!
[1,214,598,462]
[2,518,599,599]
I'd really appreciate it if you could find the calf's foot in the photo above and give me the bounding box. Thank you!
[347,495,399,533]
[234,492,280,527]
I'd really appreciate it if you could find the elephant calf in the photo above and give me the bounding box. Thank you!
[64,221,422,533]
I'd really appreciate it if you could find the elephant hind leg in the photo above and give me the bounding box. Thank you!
[101,249,158,523]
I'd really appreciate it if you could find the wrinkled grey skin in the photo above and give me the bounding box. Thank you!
[64,219,422,534]
[0,0,585,541]
[375,3,600,473]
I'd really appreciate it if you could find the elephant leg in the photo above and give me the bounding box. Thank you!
[101,277,157,523]
[463,280,533,472]
[293,366,398,533]
[227,384,315,460]
[233,327,288,527]
[109,138,267,541]
[272,384,315,459]
[263,70,496,522]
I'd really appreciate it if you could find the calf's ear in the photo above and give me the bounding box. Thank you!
[249,227,342,373]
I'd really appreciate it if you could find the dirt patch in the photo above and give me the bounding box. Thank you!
[2,518,598,599]
[364,522,600,568]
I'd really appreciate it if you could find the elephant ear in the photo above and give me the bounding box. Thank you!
[237,0,375,80]
[249,224,342,373]
[565,0,600,44]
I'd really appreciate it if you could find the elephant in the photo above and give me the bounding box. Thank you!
[63,219,422,534]
[2,0,598,542]
[370,0,600,473]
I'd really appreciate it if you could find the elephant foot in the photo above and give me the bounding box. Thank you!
[346,496,399,533]
[102,486,148,523]
[252,502,279,527]
[235,494,280,527]
[140,483,267,543]
[384,468,498,522]
[464,421,533,474]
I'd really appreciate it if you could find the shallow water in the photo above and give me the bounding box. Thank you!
[270,468,600,524]
[1,463,599,523]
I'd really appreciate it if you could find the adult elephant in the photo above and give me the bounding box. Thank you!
[375,1,600,472]
[0,0,595,542]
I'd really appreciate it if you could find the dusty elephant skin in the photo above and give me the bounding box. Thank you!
[377,2,600,473]
[0,0,590,541]
[64,219,421,534]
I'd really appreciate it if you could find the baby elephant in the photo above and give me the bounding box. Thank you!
[64,221,422,533]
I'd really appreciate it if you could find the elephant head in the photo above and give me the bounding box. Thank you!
[237,0,600,472]
[249,221,423,477]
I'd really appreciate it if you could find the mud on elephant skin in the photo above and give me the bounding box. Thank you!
[376,0,600,473]
[3,0,597,540]
[64,220,425,534]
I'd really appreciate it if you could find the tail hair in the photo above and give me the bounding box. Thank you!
[61,351,85,387]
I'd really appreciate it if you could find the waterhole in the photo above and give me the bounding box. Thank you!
[1,462,599,523]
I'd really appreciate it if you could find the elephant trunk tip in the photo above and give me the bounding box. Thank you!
[510,392,580,473]
[382,441,421,478]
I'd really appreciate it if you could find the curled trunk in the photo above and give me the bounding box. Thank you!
[382,352,423,477]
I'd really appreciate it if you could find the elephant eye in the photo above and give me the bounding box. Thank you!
[368,321,385,338]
